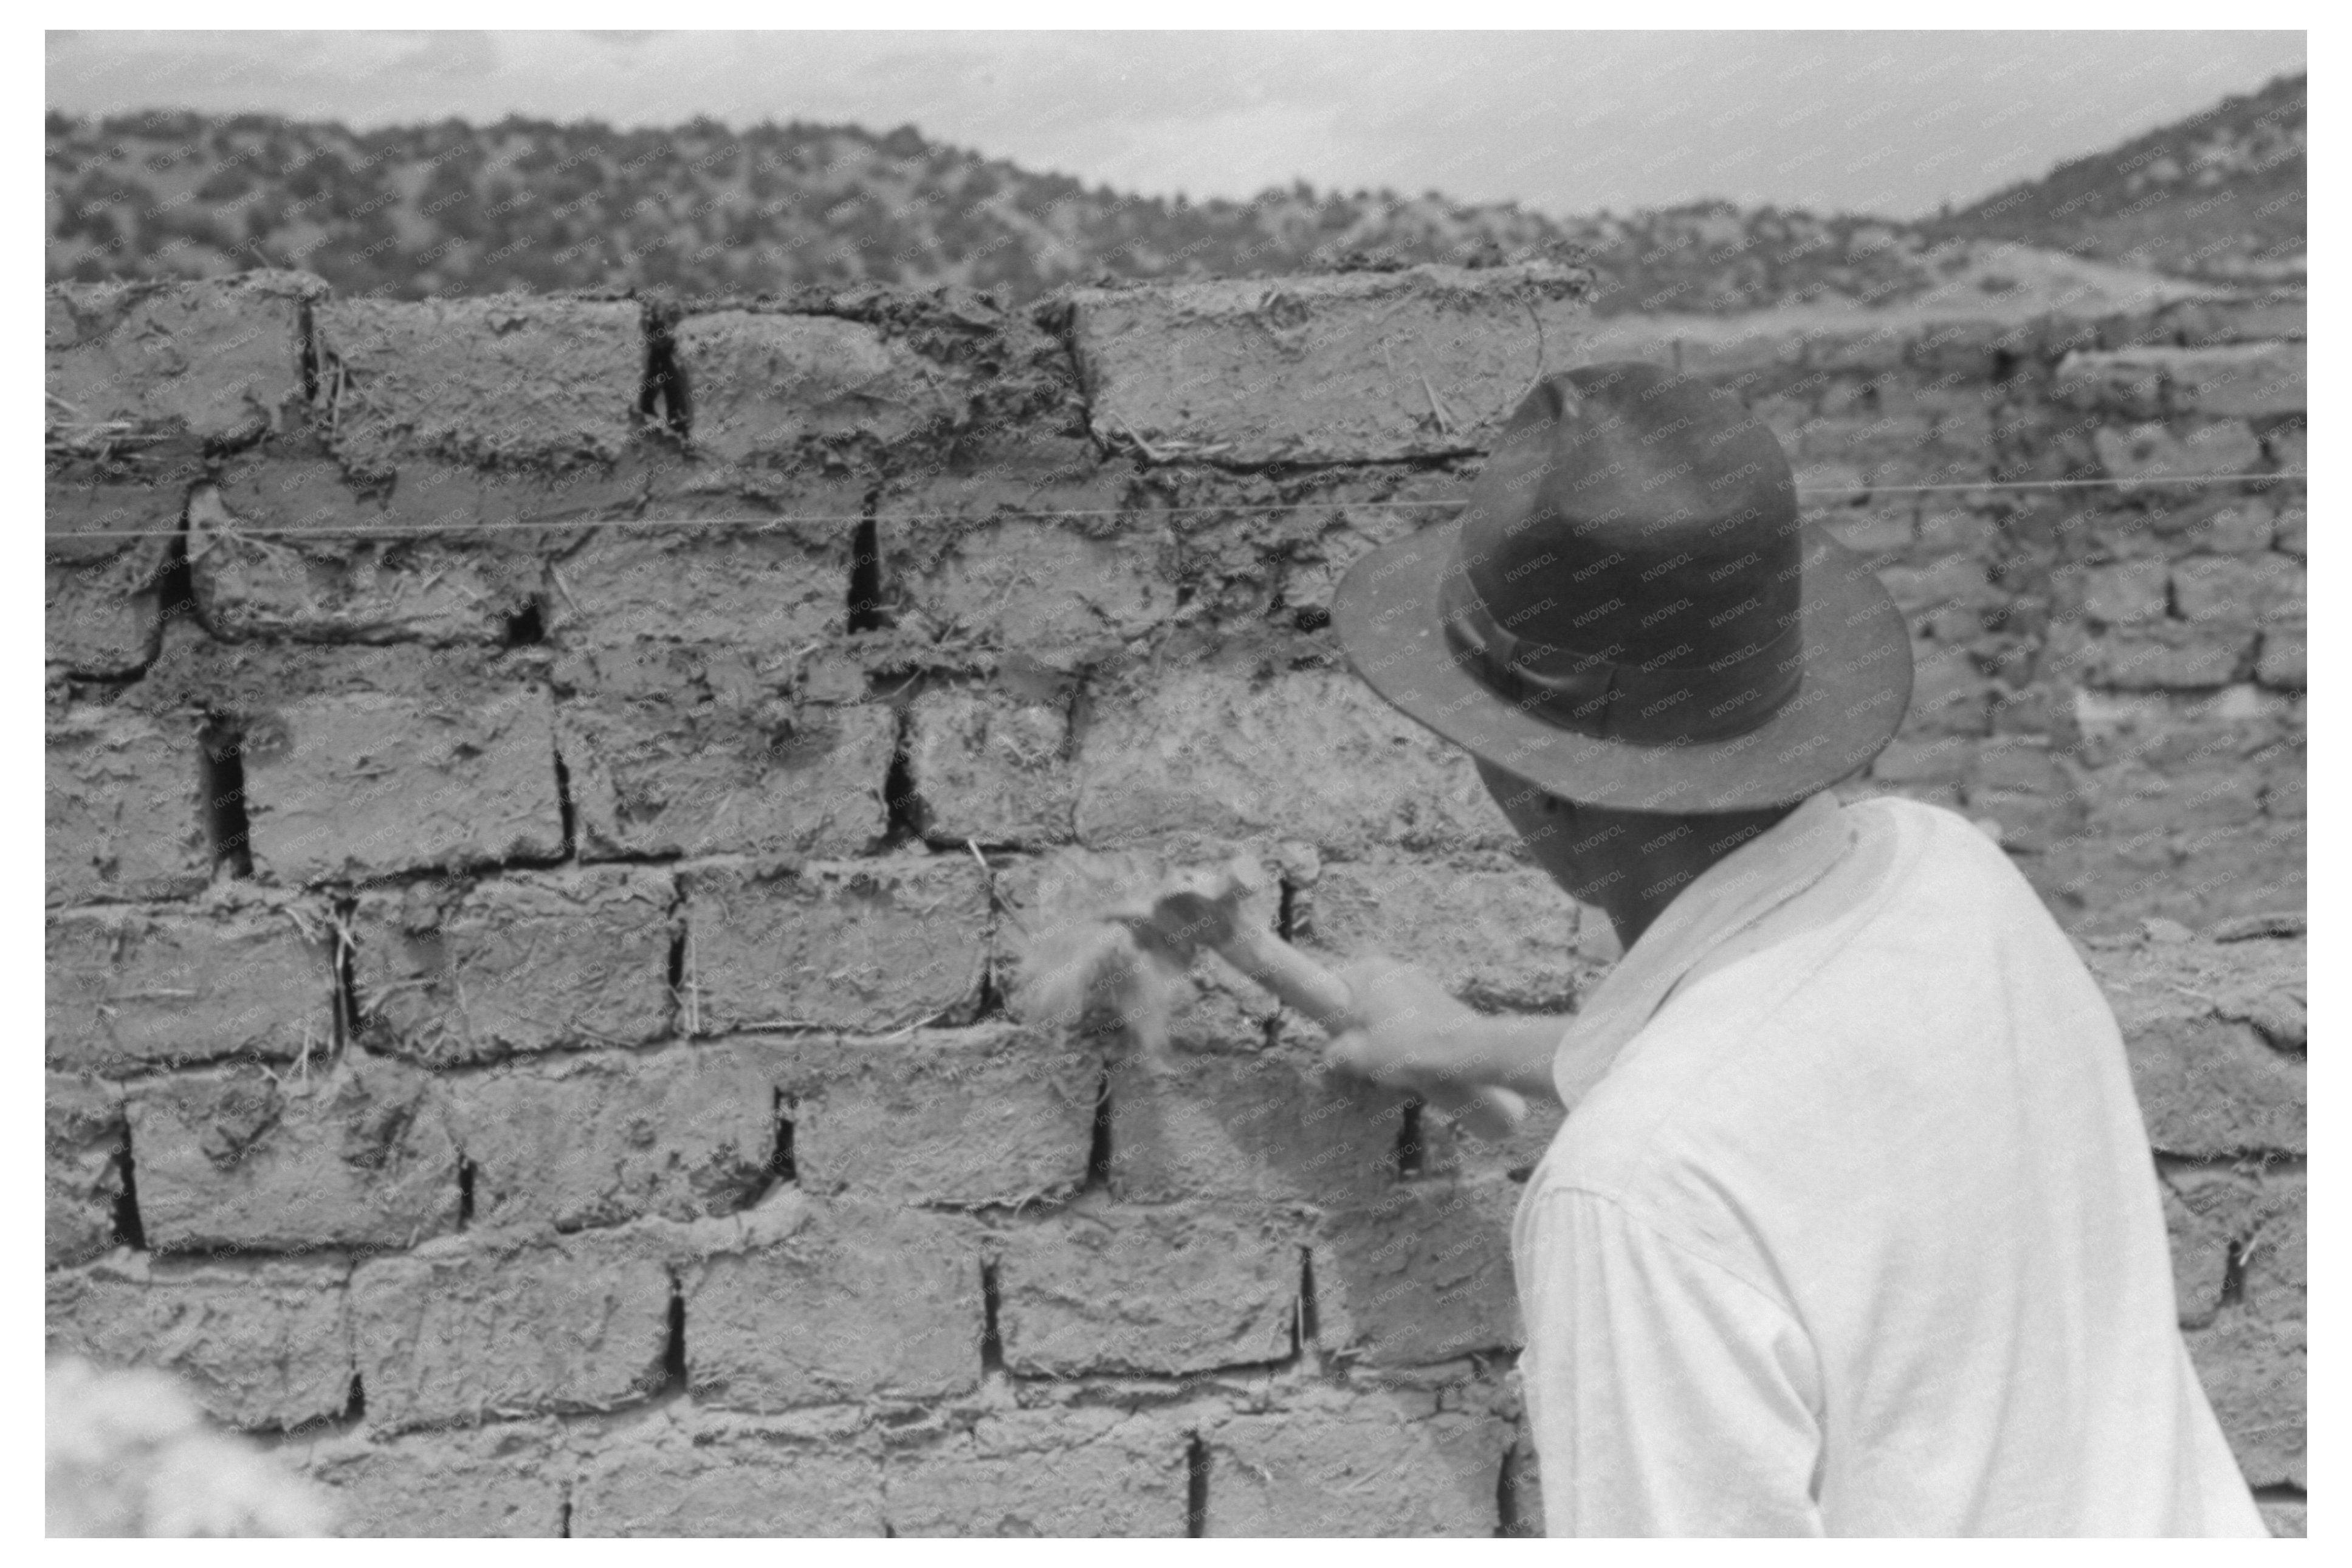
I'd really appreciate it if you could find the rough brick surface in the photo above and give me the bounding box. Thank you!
[1106,1048,1414,1208]
[128,1054,460,1251]
[991,1202,1299,1376]
[1074,667,1513,855]
[31,273,2312,1537]
[45,457,184,676]
[556,675,892,861]
[883,1406,1188,1537]
[45,1252,352,1430]
[675,309,965,465]
[45,1072,126,1267]
[354,865,675,1065]
[1067,262,1590,463]
[680,854,988,1034]
[244,679,565,884]
[46,540,170,678]
[46,704,209,906]
[905,683,1078,845]
[1299,854,1587,1012]
[891,516,1178,672]
[684,1195,983,1410]
[47,895,337,1075]
[304,1420,572,1537]
[2092,421,2264,488]
[743,1026,1095,1206]
[449,1044,775,1231]
[2161,1164,2302,1329]
[549,517,854,652]
[2170,554,2302,626]
[351,1228,673,1430]
[2091,938,2305,1155]
[1313,1176,1524,1365]
[2187,1306,2305,1489]
[189,479,551,647]
[47,272,320,445]
[570,1418,885,1536]
[315,294,644,473]
[2057,343,2305,419]
[1203,1387,1511,1536]
[2066,621,2252,692]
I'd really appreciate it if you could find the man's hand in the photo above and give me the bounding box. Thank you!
[1322,957,1491,1093]
[1321,956,1575,1110]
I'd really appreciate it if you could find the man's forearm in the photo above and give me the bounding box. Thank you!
[1453,1013,1612,1110]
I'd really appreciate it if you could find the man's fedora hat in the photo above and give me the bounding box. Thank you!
[1333,360,1913,814]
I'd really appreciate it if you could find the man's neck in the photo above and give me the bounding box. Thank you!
[1597,803,1800,950]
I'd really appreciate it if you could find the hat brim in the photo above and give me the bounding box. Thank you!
[1333,518,1914,813]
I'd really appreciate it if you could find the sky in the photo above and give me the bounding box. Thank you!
[44,29,2306,221]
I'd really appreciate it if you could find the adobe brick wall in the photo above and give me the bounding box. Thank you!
[44,263,2305,1536]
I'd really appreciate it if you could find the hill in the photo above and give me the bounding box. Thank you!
[46,77,2300,312]
[1933,72,2303,284]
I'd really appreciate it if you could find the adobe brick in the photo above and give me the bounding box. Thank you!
[2255,624,2305,690]
[1299,854,1587,1013]
[1104,1048,1410,1208]
[1312,1175,1524,1366]
[47,895,337,1075]
[1067,262,1590,464]
[1073,667,1513,856]
[45,1071,125,1268]
[2077,558,2169,625]
[2170,554,2302,626]
[2184,1307,2304,1489]
[314,294,644,474]
[904,684,1077,847]
[47,272,320,446]
[46,704,210,907]
[2068,621,2252,692]
[547,511,854,652]
[45,456,185,677]
[569,1420,885,1536]
[351,1226,673,1431]
[741,1025,1094,1206]
[304,1419,571,1537]
[556,679,892,861]
[679,853,988,1035]
[684,1194,983,1410]
[354,865,675,1065]
[2089,947,2303,1156]
[190,476,551,647]
[45,1251,352,1430]
[989,1201,1299,1377]
[882,1406,1188,1537]
[448,1042,774,1231]
[889,516,1178,673]
[2092,420,2264,489]
[1203,1387,1511,1536]
[127,1054,460,1251]
[673,308,971,467]
[2160,1165,2302,1329]
[241,678,565,885]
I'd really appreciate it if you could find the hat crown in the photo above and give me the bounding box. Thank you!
[1460,363,1801,672]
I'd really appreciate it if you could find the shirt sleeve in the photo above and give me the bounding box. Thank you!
[1519,1186,1826,1536]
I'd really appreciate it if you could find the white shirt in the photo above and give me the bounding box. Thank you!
[1513,793,2265,1536]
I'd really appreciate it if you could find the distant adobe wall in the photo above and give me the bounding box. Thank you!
[45,263,2303,1536]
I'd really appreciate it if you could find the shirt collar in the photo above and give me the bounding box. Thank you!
[1552,791,1857,1101]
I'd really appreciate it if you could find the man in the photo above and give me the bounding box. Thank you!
[1322,362,2264,1536]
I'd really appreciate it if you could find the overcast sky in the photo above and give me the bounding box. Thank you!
[46,30,2305,220]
